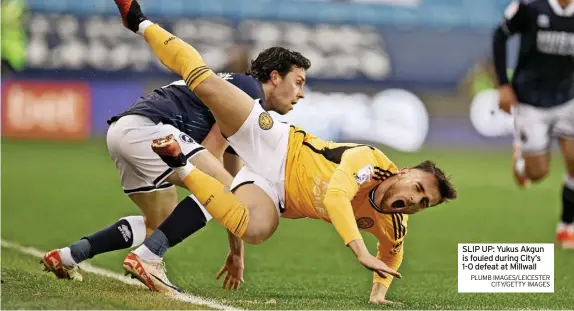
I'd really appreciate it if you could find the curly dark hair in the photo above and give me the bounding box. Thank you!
[247,47,311,82]
[412,160,457,205]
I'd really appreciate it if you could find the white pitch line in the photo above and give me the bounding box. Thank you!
[1,239,241,311]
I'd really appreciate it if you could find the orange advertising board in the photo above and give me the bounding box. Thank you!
[2,81,91,140]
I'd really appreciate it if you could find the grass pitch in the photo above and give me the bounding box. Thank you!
[2,139,573,309]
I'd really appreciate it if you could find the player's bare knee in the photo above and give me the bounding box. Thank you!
[525,163,549,181]
[242,207,278,245]
[241,230,266,245]
[523,153,549,181]
[242,219,272,245]
[243,225,274,245]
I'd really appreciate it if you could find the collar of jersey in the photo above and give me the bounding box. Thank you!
[256,82,267,108]
[548,0,574,16]
[369,187,384,213]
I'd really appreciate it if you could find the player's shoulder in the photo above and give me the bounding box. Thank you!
[216,72,257,87]
[516,0,546,11]
[159,79,187,90]
[150,80,194,99]
[369,146,389,159]
[369,147,398,171]
[338,145,378,166]
[216,72,265,101]
[217,72,244,83]
[505,0,540,18]
[340,145,396,167]
[520,0,544,6]
[341,144,375,157]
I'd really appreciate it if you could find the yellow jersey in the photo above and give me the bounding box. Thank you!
[283,126,408,288]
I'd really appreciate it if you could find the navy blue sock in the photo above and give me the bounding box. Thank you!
[68,239,91,264]
[562,185,574,224]
[69,218,140,263]
[144,196,208,257]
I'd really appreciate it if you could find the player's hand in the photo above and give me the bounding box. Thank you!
[369,297,404,306]
[498,84,518,114]
[216,251,244,290]
[357,254,401,279]
[369,282,399,305]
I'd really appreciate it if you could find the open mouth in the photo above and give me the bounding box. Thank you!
[391,200,406,208]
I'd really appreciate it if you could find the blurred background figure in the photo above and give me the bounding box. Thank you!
[492,0,574,248]
[1,0,28,76]
[222,43,250,74]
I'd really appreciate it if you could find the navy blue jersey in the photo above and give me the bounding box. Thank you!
[497,0,574,107]
[108,73,266,153]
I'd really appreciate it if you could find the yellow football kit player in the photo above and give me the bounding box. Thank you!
[283,126,407,288]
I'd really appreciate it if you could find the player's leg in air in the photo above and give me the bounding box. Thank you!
[114,0,295,245]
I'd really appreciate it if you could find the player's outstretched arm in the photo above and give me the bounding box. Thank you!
[323,150,401,279]
[493,25,518,114]
[323,147,402,279]
[493,1,526,113]
[369,238,405,303]
[113,0,255,137]
[346,239,401,279]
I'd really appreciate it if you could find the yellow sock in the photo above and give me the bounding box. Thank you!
[174,164,249,238]
[142,24,213,90]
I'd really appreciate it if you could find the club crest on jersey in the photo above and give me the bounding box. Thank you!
[537,14,549,28]
[356,217,374,229]
[354,165,374,186]
[179,133,195,144]
[258,112,274,130]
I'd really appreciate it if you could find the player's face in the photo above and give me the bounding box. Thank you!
[379,169,442,214]
[269,66,306,115]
